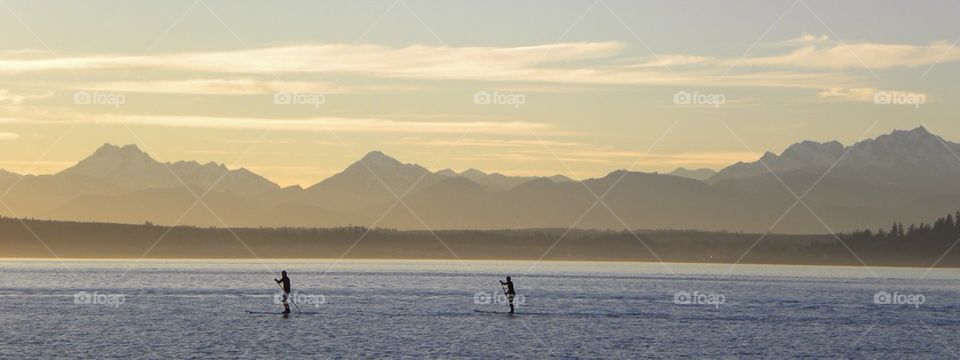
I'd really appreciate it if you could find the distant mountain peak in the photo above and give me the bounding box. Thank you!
[56,143,280,194]
[606,169,631,178]
[203,161,228,171]
[435,168,457,177]
[360,150,398,163]
[779,140,844,163]
[902,126,930,135]
[58,143,166,188]
[68,143,157,174]
[882,126,938,142]
[547,174,575,183]
[785,139,843,150]
[90,143,153,161]
[461,168,488,177]
[759,151,778,161]
[710,127,960,183]
[669,167,717,181]
[430,166,574,190]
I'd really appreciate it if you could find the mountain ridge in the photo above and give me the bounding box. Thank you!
[2,127,959,234]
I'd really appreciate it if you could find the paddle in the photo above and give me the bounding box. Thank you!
[276,281,303,313]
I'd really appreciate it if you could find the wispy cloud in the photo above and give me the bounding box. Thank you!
[764,33,831,48]
[0,36,954,108]
[108,115,552,135]
[3,37,952,91]
[0,132,20,140]
[80,79,336,95]
[0,89,54,105]
[0,104,552,135]
[0,42,623,76]
[75,79,422,95]
[817,87,879,102]
[629,35,960,71]
[739,40,959,70]
[816,87,928,103]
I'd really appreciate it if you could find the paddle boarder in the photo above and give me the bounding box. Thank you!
[499,276,516,313]
[275,270,291,314]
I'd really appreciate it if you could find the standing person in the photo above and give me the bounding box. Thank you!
[275,270,291,314]
[499,276,516,314]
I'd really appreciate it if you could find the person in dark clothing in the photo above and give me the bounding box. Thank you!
[499,276,516,313]
[275,270,291,314]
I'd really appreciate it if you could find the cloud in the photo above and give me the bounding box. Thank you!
[76,79,422,95]
[80,79,335,95]
[105,115,552,135]
[0,89,54,105]
[0,104,555,135]
[0,40,881,90]
[0,36,955,95]
[739,40,960,70]
[622,39,960,78]
[817,87,927,104]
[626,54,714,68]
[641,36,960,71]
[0,90,25,105]
[0,132,20,140]
[765,33,831,47]
[0,42,624,76]
[817,87,879,102]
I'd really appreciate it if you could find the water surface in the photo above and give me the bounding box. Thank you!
[0,259,957,358]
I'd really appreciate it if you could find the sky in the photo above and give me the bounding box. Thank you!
[1,0,958,186]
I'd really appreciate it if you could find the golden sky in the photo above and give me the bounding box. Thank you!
[1,0,958,186]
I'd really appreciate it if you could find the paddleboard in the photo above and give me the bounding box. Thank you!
[246,310,320,315]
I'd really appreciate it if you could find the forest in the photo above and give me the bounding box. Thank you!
[1,211,958,267]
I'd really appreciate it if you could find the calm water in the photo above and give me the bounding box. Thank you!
[0,259,958,358]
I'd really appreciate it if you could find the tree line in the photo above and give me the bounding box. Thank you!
[1,212,959,267]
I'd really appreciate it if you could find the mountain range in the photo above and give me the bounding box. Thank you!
[1,127,958,234]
